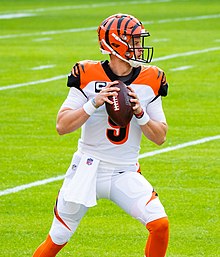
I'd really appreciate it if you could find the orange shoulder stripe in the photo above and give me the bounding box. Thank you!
[78,60,110,89]
[133,65,164,95]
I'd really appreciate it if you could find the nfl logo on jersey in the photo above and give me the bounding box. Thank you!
[86,158,93,165]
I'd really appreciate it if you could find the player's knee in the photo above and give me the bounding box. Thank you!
[49,214,80,245]
[146,217,169,237]
[157,217,169,235]
[50,221,73,245]
[160,216,169,230]
[131,196,167,225]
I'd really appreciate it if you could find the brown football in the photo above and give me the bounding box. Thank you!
[105,81,133,127]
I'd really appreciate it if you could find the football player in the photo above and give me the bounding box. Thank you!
[33,13,169,257]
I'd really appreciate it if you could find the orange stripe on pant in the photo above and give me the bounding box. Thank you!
[53,193,71,231]
[146,191,158,206]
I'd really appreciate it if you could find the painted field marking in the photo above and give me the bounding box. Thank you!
[0,135,219,197]
[0,175,65,197]
[32,37,52,42]
[0,75,66,91]
[156,14,220,23]
[0,46,219,91]
[0,14,219,40]
[153,46,220,62]
[138,135,220,159]
[0,13,36,19]
[30,64,56,70]
[0,0,170,15]
[152,38,170,43]
[170,65,194,71]
[0,26,96,40]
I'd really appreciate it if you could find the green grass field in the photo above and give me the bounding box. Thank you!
[0,0,220,256]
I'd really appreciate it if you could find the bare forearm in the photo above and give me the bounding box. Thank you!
[56,108,89,135]
[140,120,168,145]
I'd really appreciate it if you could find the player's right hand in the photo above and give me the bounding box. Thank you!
[94,81,120,107]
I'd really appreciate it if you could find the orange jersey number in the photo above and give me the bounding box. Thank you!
[106,117,130,145]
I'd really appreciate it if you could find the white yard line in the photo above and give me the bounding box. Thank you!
[0,175,65,197]
[0,27,97,40]
[0,75,66,91]
[156,14,220,23]
[0,46,219,91]
[32,37,52,42]
[0,135,219,197]
[0,14,219,40]
[0,13,36,19]
[153,47,220,62]
[30,64,55,70]
[152,38,170,43]
[170,65,194,71]
[0,0,170,15]
[138,135,220,159]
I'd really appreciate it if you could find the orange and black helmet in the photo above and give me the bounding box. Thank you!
[97,13,153,67]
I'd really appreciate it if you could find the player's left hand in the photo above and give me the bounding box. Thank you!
[127,86,142,115]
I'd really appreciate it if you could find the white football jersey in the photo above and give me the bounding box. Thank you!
[61,60,168,165]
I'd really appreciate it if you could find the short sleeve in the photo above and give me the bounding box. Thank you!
[60,87,87,110]
[146,96,166,123]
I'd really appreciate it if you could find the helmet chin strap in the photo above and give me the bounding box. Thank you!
[100,39,142,68]
[128,59,142,68]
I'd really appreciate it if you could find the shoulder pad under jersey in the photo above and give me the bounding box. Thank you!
[67,60,102,89]
[156,67,168,97]
[145,65,169,97]
[67,62,81,89]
